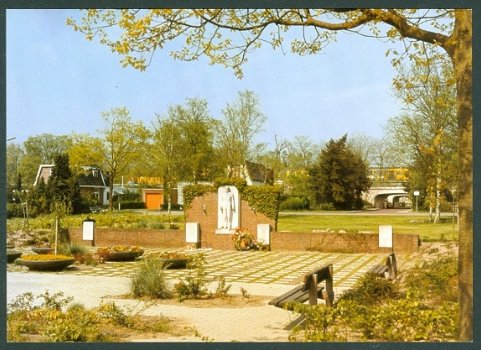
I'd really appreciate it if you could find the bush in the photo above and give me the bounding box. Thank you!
[402,251,458,303]
[339,274,399,305]
[288,303,346,342]
[7,290,175,342]
[117,201,145,210]
[7,203,24,218]
[214,276,231,298]
[318,202,335,211]
[161,203,183,211]
[174,253,209,301]
[131,258,172,299]
[336,292,458,341]
[279,196,310,211]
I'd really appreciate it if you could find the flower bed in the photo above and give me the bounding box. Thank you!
[96,246,144,261]
[17,254,75,271]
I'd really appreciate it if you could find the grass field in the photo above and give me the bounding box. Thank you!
[277,213,458,242]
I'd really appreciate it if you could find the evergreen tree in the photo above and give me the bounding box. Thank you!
[46,154,82,214]
[32,178,50,216]
[309,135,370,210]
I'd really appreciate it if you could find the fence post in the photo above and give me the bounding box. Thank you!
[308,273,318,305]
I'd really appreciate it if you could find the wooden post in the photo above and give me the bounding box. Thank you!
[54,217,58,255]
[323,264,334,307]
[308,273,318,305]
[386,253,397,280]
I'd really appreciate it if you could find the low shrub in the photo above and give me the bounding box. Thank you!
[214,276,231,298]
[161,203,183,211]
[288,303,346,342]
[7,203,24,218]
[318,202,335,211]
[279,196,310,211]
[7,291,176,342]
[116,201,145,210]
[402,251,458,303]
[174,253,209,301]
[339,274,399,305]
[7,212,183,233]
[149,221,165,229]
[131,258,172,299]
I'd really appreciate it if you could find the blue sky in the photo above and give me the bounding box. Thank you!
[7,9,404,148]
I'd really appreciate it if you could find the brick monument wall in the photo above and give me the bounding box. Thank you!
[185,192,276,250]
[270,231,419,254]
[69,228,185,248]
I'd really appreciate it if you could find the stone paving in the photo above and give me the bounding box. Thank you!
[18,248,416,291]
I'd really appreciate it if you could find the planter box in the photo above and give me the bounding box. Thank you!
[17,258,75,271]
[159,258,188,269]
[32,247,54,255]
[7,250,22,263]
[104,250,144,262]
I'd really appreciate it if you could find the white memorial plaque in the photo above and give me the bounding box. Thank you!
[379,225,393,248]
[82,221,95,241]
[186,222,200,243]
[257,224,271,245]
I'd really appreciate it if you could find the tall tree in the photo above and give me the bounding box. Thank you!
[102,107,149,210]
[70,107,148,210]
[256,134,290,182]
[216,90,267,170]
[68,133,105,169]
[46,154,81,214]
[69,8,472,339]
[170,98,217,183]
[18,134,72,186]
[348,133,380,167]
[386,56,458,223]
[283,136,321,202]
[309,135,370,210]
[151,115,183,208]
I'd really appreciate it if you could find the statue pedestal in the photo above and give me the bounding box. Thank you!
[215,229,235,235]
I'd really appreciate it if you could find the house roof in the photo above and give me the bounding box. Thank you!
[245,161,274,184]
[228,161,274,185]
[33,164,108,188]
[33,164,54,186]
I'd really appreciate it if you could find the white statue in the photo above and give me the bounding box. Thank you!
[219,187,235,229]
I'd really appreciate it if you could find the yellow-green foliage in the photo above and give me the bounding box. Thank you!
[7,291,172,342]
[288,252,459,342]
[7,212,182,232]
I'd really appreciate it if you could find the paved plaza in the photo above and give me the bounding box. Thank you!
[73,249,392,288]
[7,249,418,342]
[8,248,416,293]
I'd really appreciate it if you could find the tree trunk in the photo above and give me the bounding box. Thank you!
[433,170,441,224]
[449,10,472,341]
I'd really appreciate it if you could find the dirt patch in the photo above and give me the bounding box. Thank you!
[109,294,271,308]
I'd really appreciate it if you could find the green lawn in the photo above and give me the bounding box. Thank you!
[277,213,458,242]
